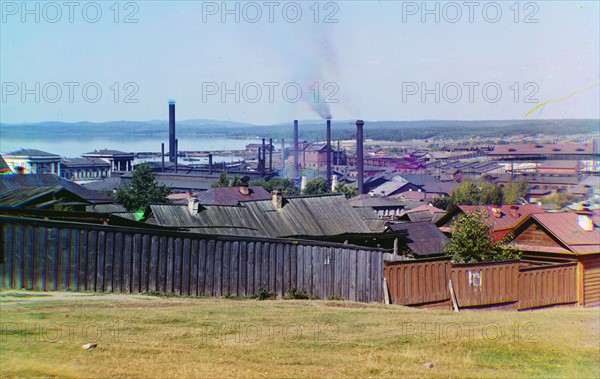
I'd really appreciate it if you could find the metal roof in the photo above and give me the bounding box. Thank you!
[530,213,600,254]
[149,194,374,238]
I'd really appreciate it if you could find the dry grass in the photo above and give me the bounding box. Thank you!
[1,291,599,378]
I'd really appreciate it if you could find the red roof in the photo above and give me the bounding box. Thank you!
[196,186,272,206]
[530,213,600,254]
[458,205,545,232]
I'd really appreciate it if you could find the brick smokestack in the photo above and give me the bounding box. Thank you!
[293,120,299,180]
[356,120,364,195]
[168,100,176,162]
[326,118,332,187]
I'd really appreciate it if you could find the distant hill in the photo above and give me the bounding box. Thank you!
[1,119,598,142]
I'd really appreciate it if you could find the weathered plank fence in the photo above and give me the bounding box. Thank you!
[384,258,579,310]
[0,217,400,302]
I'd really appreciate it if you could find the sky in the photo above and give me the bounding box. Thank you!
[1,0,599,124]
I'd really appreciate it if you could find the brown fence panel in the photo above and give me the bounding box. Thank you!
[384,258,450,305]
[518,263,578,309]
[450,261,519,307]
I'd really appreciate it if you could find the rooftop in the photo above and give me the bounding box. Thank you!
[149,194,375,238]
[3,148,61,158]
[196,186,272,206]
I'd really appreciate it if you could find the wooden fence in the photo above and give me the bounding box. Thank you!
[0,217,401,303]
[384,258,578,310]
[518,263,578,309]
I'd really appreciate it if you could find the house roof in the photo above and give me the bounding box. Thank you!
[436,204,546,233]
[371,179,413,197]
[420,181,459,195]
[488,143,597,156]
[3,148,61,158]
[528,213,600,254]
[347,194,405,208]
[61,157,110,168]
[0,174,114,203]
[399,204,446,223]
[196,186,272,206]
[387,222,450,256]
[83,149,134,156]
[149,194,376,238]
[539,160,579,170]
[0,186,88,209]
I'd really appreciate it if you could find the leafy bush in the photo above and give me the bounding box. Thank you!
[253,287,276,301]
[327,295,344,301]
[284,288,316,300]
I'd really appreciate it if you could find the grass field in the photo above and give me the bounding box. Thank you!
[1,290,599,378]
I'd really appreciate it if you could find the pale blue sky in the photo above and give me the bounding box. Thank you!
[1,0,599,124]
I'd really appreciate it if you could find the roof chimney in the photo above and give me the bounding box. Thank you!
[272,190,283,209]
[509,205,519,218]
[239,183,250,195]
[576,212,594,232]
[188,197,199,216]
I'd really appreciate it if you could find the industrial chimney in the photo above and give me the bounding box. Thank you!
[168,99,176,162]
[326,118,332,186]
[293,120,299,180]
[356,120,365,195]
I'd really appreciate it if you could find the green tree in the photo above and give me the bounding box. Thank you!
[450,179,503,206]
[212,171,230,188]
[248,178,299,196]
[444,209,521,263]
[115,163,171,211]
[303,178,330,195]
[501,180,529,205]
[431,195,451,210]
[211,172,242,188]
[334,182,357,199]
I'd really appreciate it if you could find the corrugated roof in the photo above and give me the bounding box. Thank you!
[149,194,373,238]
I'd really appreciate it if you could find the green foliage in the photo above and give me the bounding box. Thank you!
[253,287,276,301]
[283,288,316,300]
[334,182,357,199]
[115,163,171,211]
[211,171,242,188]
[444,209,521,263]
[501,180,529,205]
[450,179,502,206]
[249,178,299,196]
[327,295,344,301]
[303,178,330,195]
[431,195,451,210]
[542,192,580,208]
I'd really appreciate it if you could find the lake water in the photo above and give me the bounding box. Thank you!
[1,136,285,159]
